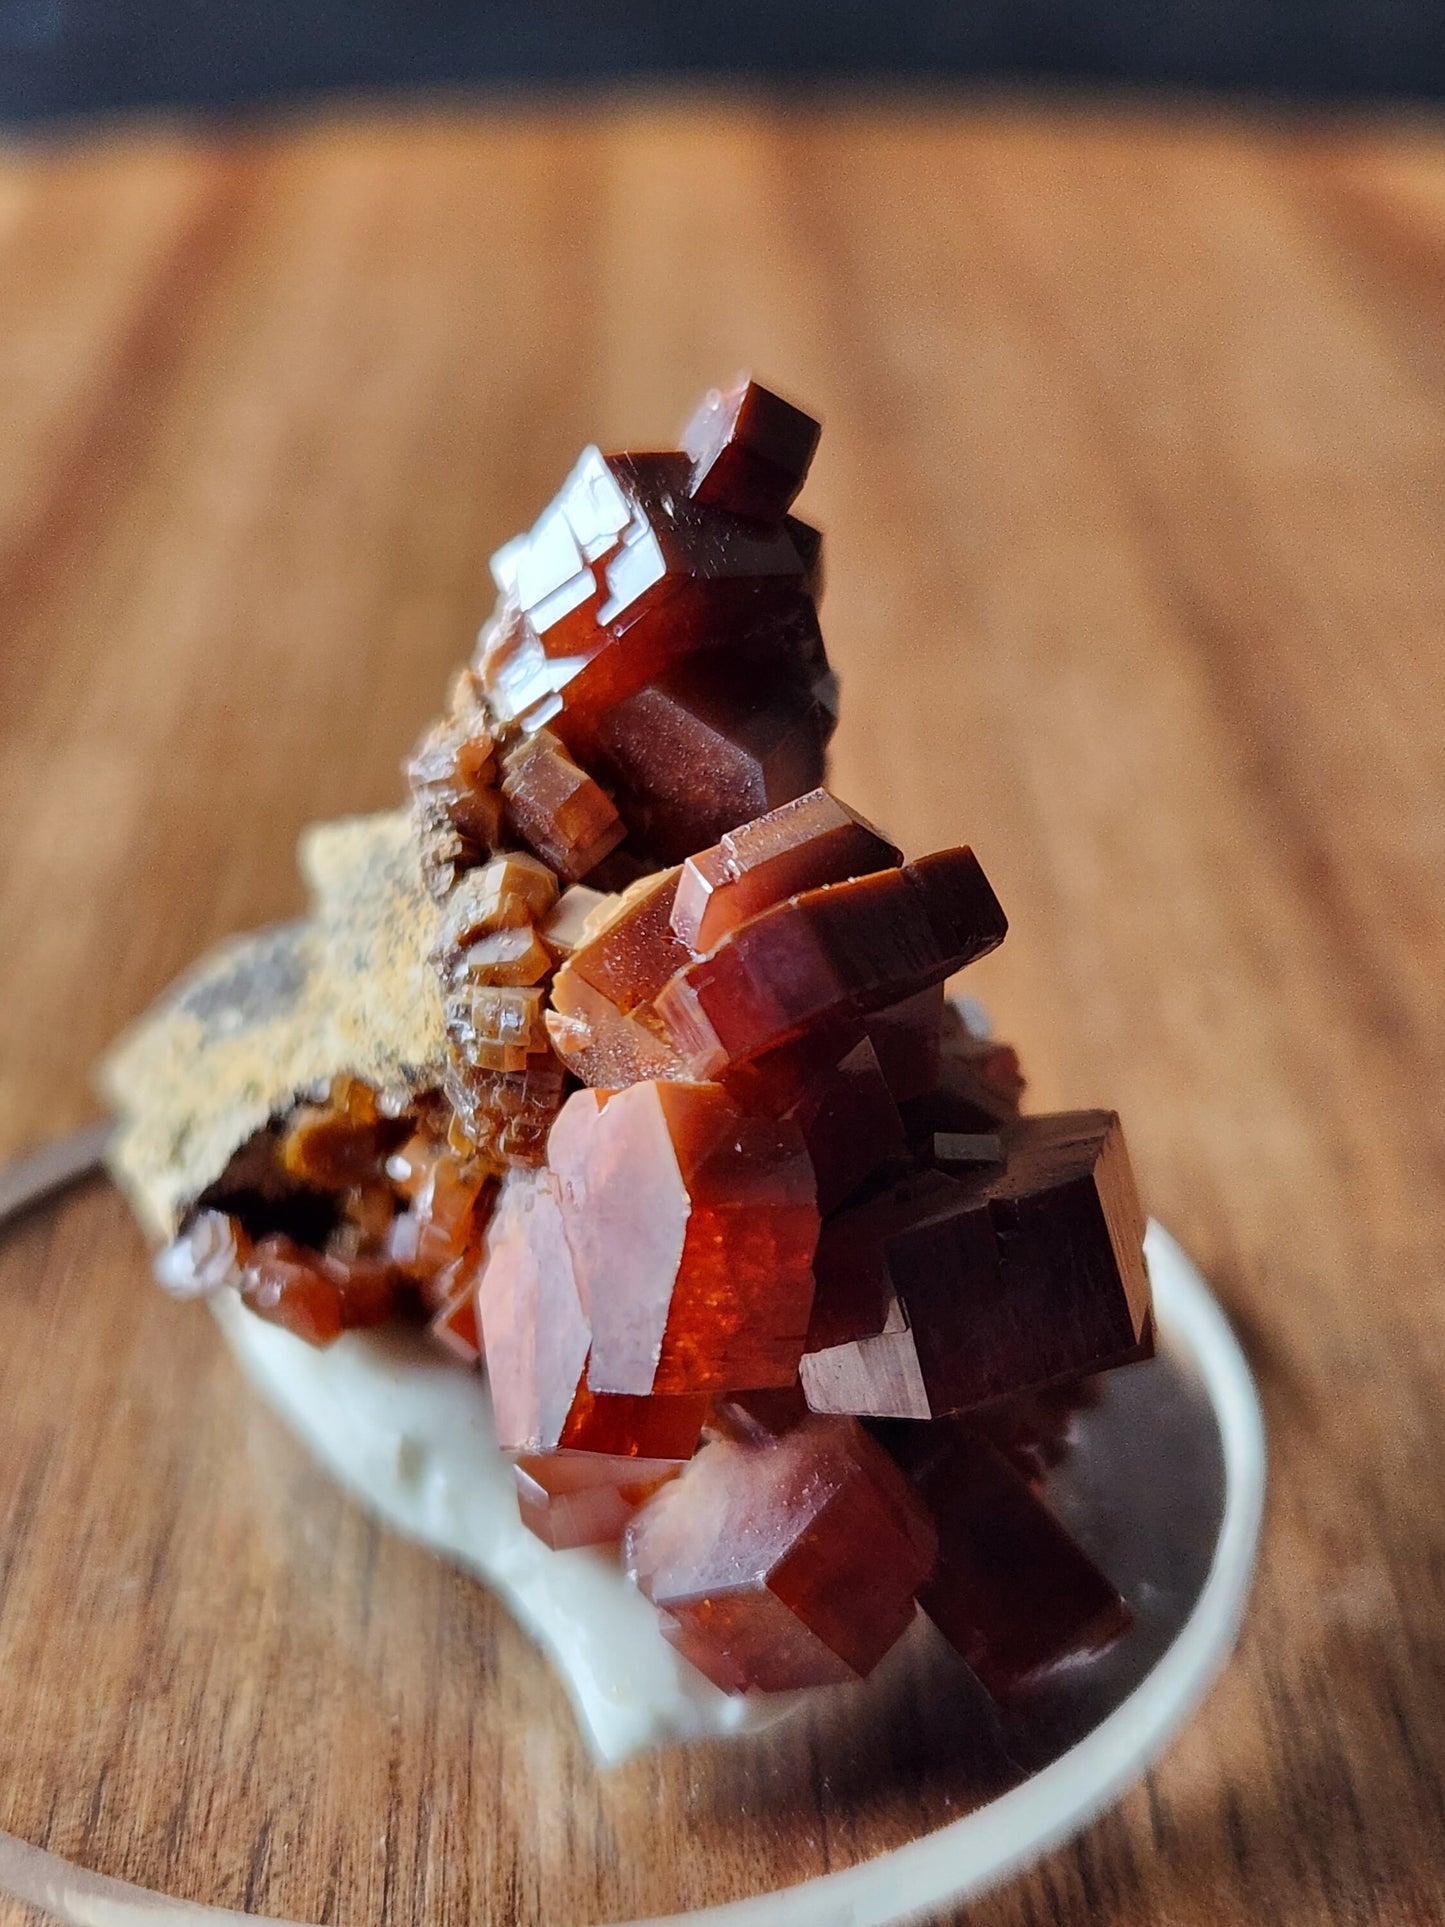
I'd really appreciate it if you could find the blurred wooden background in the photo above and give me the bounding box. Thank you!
[1,100,1444,1925]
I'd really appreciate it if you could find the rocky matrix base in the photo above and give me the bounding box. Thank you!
[106,378,1154,1716]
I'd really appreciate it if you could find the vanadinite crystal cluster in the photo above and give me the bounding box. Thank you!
[114,379,1153,1704]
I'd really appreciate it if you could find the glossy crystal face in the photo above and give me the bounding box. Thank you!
[625,1416,937,1692]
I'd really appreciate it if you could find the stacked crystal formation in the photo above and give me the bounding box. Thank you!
[152,378,1153,1704]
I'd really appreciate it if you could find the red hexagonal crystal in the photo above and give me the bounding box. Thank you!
[726,1031,908,1216]
[669,787,901,954]
[804,1166,965,1353]
[624,1414,936,1691]
[801,1111,1152,1419]
[545,1080,820,1397]
[240,1234,398,1348]
[681,376,821,522]
[862,985,946,1104]
[654,848,1008,1077]
[896,1426,1131,1700]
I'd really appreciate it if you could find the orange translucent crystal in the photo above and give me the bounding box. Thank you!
[547,1080,820,1396]
[383,1130,491,1280]
[624,1414,936,1692]
[444,982,549,1073]
[240,1233,398,1348]
[546,868,691,1086]
[473,1171,588,1450]
[429,1269,483,1363]
[407,686,503,899]
[443,1057,565,1167]
[433,852,557,960]
[278,1075,405,1190]
[500,728,626,882]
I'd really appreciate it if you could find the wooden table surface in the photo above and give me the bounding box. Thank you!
[2,98,1444,1927]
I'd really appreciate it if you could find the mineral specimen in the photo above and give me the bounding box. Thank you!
[106,377,1156,1713]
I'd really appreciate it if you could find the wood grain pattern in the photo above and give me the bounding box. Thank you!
[2,100,1444,1925]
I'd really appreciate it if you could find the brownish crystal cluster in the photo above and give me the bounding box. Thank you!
[135,378,1155,1709]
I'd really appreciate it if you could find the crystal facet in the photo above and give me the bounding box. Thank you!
[670,788,901,954]
[625,1415,936,1691]
[681,377,822,523]
[500,728,626,882]
[546,868,691,1087]
[654,850,1008,1077]
[594,652,832,863]
[547,1080,820,1396]
[897,1426,1132,1699]
[513,1452,682,1550]
[801,1111,1151,1419]
[475,1168,708,1456]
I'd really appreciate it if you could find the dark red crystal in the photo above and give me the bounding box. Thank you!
[681,376,821,522]
[480,442,828,770]
[594,652,833,864]
[654,849,1008,1077]
[624,1414,936,1692]
[898,1426,1132,1699]
[801,1111,1151,1419]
